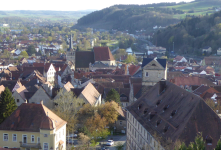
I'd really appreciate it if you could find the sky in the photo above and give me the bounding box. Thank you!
[1,0,194,11]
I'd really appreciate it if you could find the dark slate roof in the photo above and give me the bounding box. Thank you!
[127,80,221,149]
[133,70,142,77]
[24,92,35,101]
[134,85,153,100]
[71,88,84,97]
[192,85,210,96]
[75,51,95,68]
[0,80,18,91]
[142,58,166,68]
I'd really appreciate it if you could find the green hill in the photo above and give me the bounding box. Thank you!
[153,10,221,55]
[74,0,221,32]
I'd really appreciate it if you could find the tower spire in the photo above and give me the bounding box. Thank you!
[69,34,73,51]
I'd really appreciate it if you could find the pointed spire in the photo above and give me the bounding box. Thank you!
[69,34,73,51]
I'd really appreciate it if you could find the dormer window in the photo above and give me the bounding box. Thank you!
[143,108,148,115]
[163,126,169,133]
[163,105,169,112]
[138,104,142,110]
[156,120,162,127]
[149,112,157,121]
[156,100,162,107]
[170,110,177,118]
[206,136,213,145]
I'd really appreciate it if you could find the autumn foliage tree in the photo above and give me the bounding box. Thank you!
[78,102,120,143]
[53,89,84,132]
[98,101,119,125]
[86,113,110,143]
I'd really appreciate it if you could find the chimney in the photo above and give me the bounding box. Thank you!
[159,79,166,94]
[40,100,43,105]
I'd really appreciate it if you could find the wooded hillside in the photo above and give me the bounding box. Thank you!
[153,10,221,55]
[75,3,183,32]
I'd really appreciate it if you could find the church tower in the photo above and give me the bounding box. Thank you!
[66,34,75,69]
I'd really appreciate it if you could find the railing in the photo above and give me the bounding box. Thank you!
[19,142,42,149]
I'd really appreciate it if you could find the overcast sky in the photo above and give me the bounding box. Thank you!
[1,0,194,11]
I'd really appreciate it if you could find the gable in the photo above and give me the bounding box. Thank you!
[93,47,115,61]
[143,59,165,70]
[142,58,166,69]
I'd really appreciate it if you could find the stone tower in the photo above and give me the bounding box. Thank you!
[66,34,75,69]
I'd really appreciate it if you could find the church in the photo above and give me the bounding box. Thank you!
[66,34,116,72]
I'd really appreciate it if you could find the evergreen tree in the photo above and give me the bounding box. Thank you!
[177,142,188,150]
[175,133,205,150]
[105,89,121,105]
[0,87,17,123]
[215,139,221,150]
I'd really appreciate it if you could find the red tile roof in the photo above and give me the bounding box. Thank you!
[171,76,215,86]
[128,65,140,76]
[0,103,67,132]
[93,47,115,61]
[174,55,184,61]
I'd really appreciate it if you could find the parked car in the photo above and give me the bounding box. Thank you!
[67,133,78,138]
[106,140,114,146]
[102,147,109,150]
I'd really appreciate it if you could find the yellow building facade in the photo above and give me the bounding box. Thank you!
[0,103,67,150]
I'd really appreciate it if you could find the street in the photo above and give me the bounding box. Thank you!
[98,135,126,150]
[66,135,126,150]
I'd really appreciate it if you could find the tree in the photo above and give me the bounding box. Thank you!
[115,142,124,150]
[188,133,205,150]
[215,139,221,150]
[105,89,121,105]
[47,36,53,41]
[0,87,17,123]
[27,45,36,55]
[78,133,90,148]
[114,49,127,60]
[175,132,205,150]
[205,99,221,114]
[98,101,119,125]
[20,51,29,58]
[85,113,110,143]
[53,89,84,132]
[124,54,137,64]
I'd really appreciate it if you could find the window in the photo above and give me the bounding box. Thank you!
[31,135,35,143]
[206,136,213,145]
[3,147,8,148]
[17,99,19,103]
[120,121,122,126]
[12,134,17,142]
[44,134,48,137]
[44,143,49,150]
[145,72,148,77]
[3,134,8,141]
[23,135,27,143]
[37,137,40,143]
[158,73,161,78]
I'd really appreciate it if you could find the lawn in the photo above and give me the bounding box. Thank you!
[165,1,221,12]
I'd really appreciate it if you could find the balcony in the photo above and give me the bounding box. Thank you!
[19,142,42,149]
